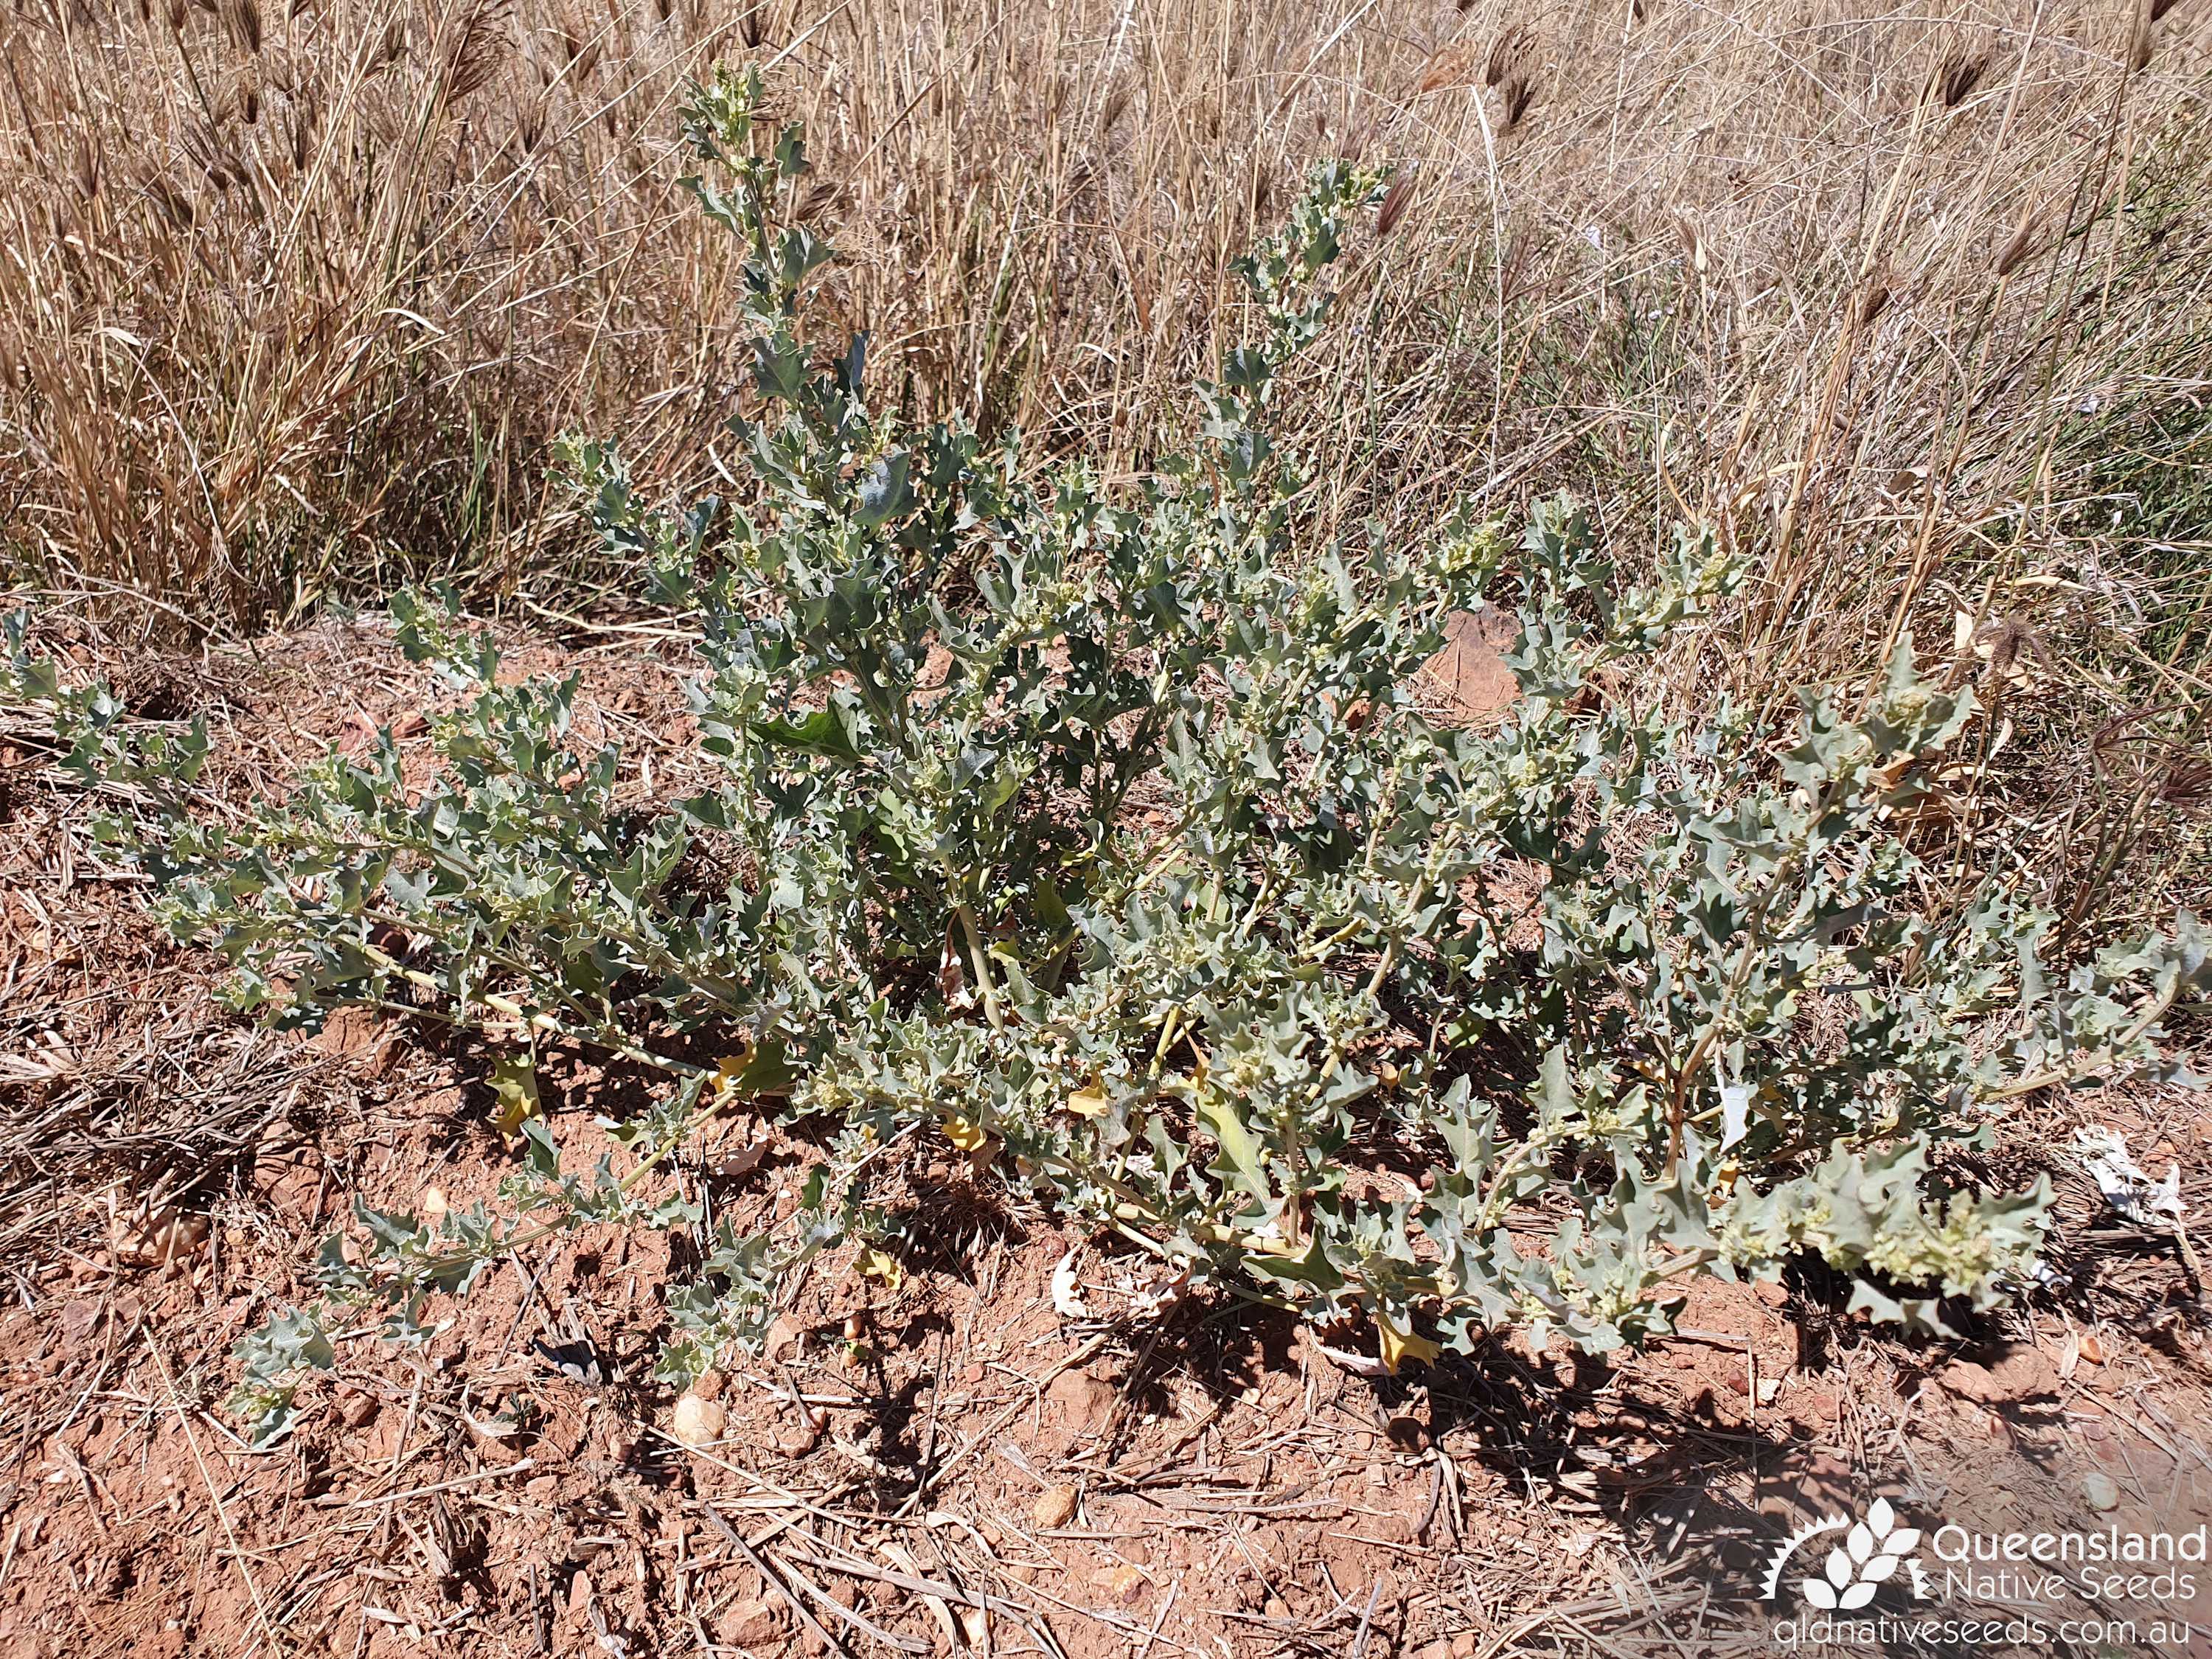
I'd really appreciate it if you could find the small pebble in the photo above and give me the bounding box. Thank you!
[671,1394,727,1446]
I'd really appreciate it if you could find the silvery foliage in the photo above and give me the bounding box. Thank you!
[6,68,2205,1444]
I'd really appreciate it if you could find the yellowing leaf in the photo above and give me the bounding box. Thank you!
[489,1054,541,1139]
[854,1247,904,1291]
[942,1113,989,1152]
[709,1048,754,1109]
[1065,1080,1110,1117]
[1375,1310,1441,1374]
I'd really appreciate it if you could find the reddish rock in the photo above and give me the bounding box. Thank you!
[1097,1564,1150,1608]
[333,1386,378,1428]
[1941,1344,2057,1405]
[1046,1366,1116,1433]
[1424,608,1520,726]
[1789,1388,1840,1436]
[1030,1484,1078,1529]
[714,1597,783,1650]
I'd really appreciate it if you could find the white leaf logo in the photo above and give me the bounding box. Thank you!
[1767,1498,1927,1610]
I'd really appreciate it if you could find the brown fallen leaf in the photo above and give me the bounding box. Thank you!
[114,1208,209,1269]
[1417,41,1480,93]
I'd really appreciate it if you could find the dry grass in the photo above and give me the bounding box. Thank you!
[1,0,2207,908]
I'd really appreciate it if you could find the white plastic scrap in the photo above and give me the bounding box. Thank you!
[2073,1127,2185,1228]
[1049,1247,1091,1319]
[1719,1083,1753,1151]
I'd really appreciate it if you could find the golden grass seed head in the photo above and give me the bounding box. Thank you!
[72,135,100,203]
[1099,83,1131,134]
[1485,24,1531,87]
[440,0,512,105]
[1500,72,1535,128]
[1933,49,1987,109]
[1992,203,2039,276]
[220,0,262,54]
[1376,170,1414,237]
[1418,41,1478,95]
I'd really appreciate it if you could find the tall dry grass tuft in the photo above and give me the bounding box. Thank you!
[0,0,749,624]
[0,0,2206,919]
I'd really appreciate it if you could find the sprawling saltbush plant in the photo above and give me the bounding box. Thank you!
[7,68,2206,1442]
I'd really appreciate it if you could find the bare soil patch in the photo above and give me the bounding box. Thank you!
[3,619,2208,1658]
